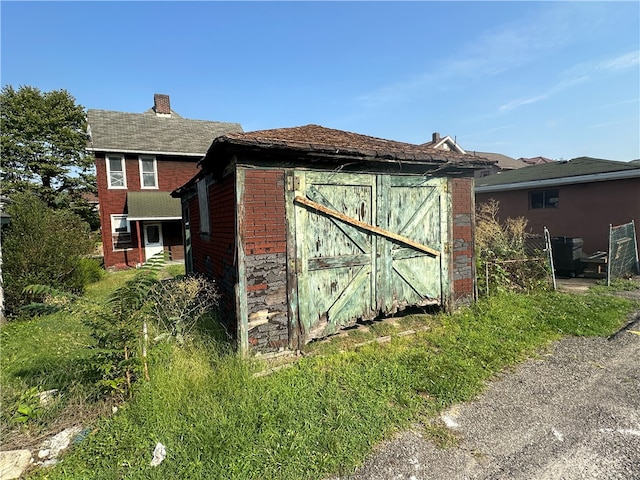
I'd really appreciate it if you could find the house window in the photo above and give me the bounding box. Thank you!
[197,178,210,234]
[529,189,559,209]
[107,154,127,189]
[139,155,158,189]
[111,214,132,250]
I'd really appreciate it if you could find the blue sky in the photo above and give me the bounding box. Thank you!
[2,1,639,161]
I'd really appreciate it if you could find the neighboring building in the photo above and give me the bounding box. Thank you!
[475,157,640,253]
[173,124,493,353]
[422,132,467,154]
[423,132,527,177]
[519,156,555,166]
[87,94,242,269]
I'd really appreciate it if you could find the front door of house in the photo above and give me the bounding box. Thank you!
[144,222,164,261]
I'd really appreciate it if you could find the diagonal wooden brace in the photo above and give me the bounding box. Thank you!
[294,195,440,257]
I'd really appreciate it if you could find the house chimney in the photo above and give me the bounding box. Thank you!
[153,94,171,116]
[432,132,441,143]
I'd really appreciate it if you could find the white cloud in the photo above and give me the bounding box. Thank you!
[589,117,637,129]
[496,50,638,114]
[499,95,549,113]
[357,3,604,108]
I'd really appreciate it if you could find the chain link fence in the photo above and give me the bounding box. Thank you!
[607,220,639,285]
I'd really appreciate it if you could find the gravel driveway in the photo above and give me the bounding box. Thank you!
[338,312,640,480]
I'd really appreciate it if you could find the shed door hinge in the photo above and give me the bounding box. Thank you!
[287,175,301,191]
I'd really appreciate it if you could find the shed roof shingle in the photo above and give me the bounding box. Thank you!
[87,109,243,156]
[206,124,495,165]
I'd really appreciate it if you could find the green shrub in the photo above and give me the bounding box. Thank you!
[2,192,96,315]
[70,258,105,289]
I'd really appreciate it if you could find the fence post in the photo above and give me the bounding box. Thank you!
[485,261,490,296]
[633,220,640,275]
[544,227,556,291]
[607,224,613,287]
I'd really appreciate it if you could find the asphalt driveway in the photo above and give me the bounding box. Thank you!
[338,312,640,480]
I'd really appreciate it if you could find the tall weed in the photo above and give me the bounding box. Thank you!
[476,200,552,294]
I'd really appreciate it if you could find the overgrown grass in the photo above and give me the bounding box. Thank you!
[21,289,635,480]
[0,266,186,449]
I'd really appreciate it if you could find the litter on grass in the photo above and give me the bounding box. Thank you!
[150,443,166,467]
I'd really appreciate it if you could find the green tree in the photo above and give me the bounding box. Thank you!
[0,85,97,223]
[2,192,96,316]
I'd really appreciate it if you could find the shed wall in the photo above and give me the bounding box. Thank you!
[240,169,289,351]
[451,177,476,305]
[189,174,238,334]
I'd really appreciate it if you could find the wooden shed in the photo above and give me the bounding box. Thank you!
[173,125,492,353]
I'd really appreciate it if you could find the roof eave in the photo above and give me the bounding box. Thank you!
[87,146,204,157]
[475,169,640,193]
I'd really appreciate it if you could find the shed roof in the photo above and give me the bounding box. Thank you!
[174,125,495,196]
[475,157,640,192]
[207,124,492,163]
[87,109,243,156]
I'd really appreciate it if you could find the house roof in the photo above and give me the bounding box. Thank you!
[472,152,528,170]
[421,132,466,154]
[87,109,243,156]
[127,191,182,220]
[475,157,640,192]
[519,156,555,165]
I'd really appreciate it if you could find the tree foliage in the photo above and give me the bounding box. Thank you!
[2,192,96,316]
[0,85,96,219]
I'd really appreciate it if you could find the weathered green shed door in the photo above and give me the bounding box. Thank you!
[290,171,449,344]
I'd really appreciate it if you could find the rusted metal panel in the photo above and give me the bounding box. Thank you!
[292,171,450,344]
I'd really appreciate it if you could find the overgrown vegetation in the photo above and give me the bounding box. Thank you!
[476,199,552,294]
[2,266,636,479]
[2,192,98,316]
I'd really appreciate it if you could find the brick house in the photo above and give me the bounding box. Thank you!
[475,157,640,253]
[87,94,242,268]
[173,125,492,353]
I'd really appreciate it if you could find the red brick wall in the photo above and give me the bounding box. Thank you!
[476,178,640,253]
[242,170,287,256]
[451,177,476,305]
[95,153,198,268]
[189,174,237,324]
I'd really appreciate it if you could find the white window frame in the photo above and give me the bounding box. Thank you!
[106,154,127,189]
[138,155,158,189]
[110,214,132,251]
[197,178,210,234]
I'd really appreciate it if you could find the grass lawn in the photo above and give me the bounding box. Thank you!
[1,270,637,480]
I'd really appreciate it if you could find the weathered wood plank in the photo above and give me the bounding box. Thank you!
[307,254,371,271]
[294,195,440,257]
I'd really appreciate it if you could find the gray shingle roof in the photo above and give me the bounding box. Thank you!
[476,157,640,189]
[87,109,243,156]
[472,151,528,170]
